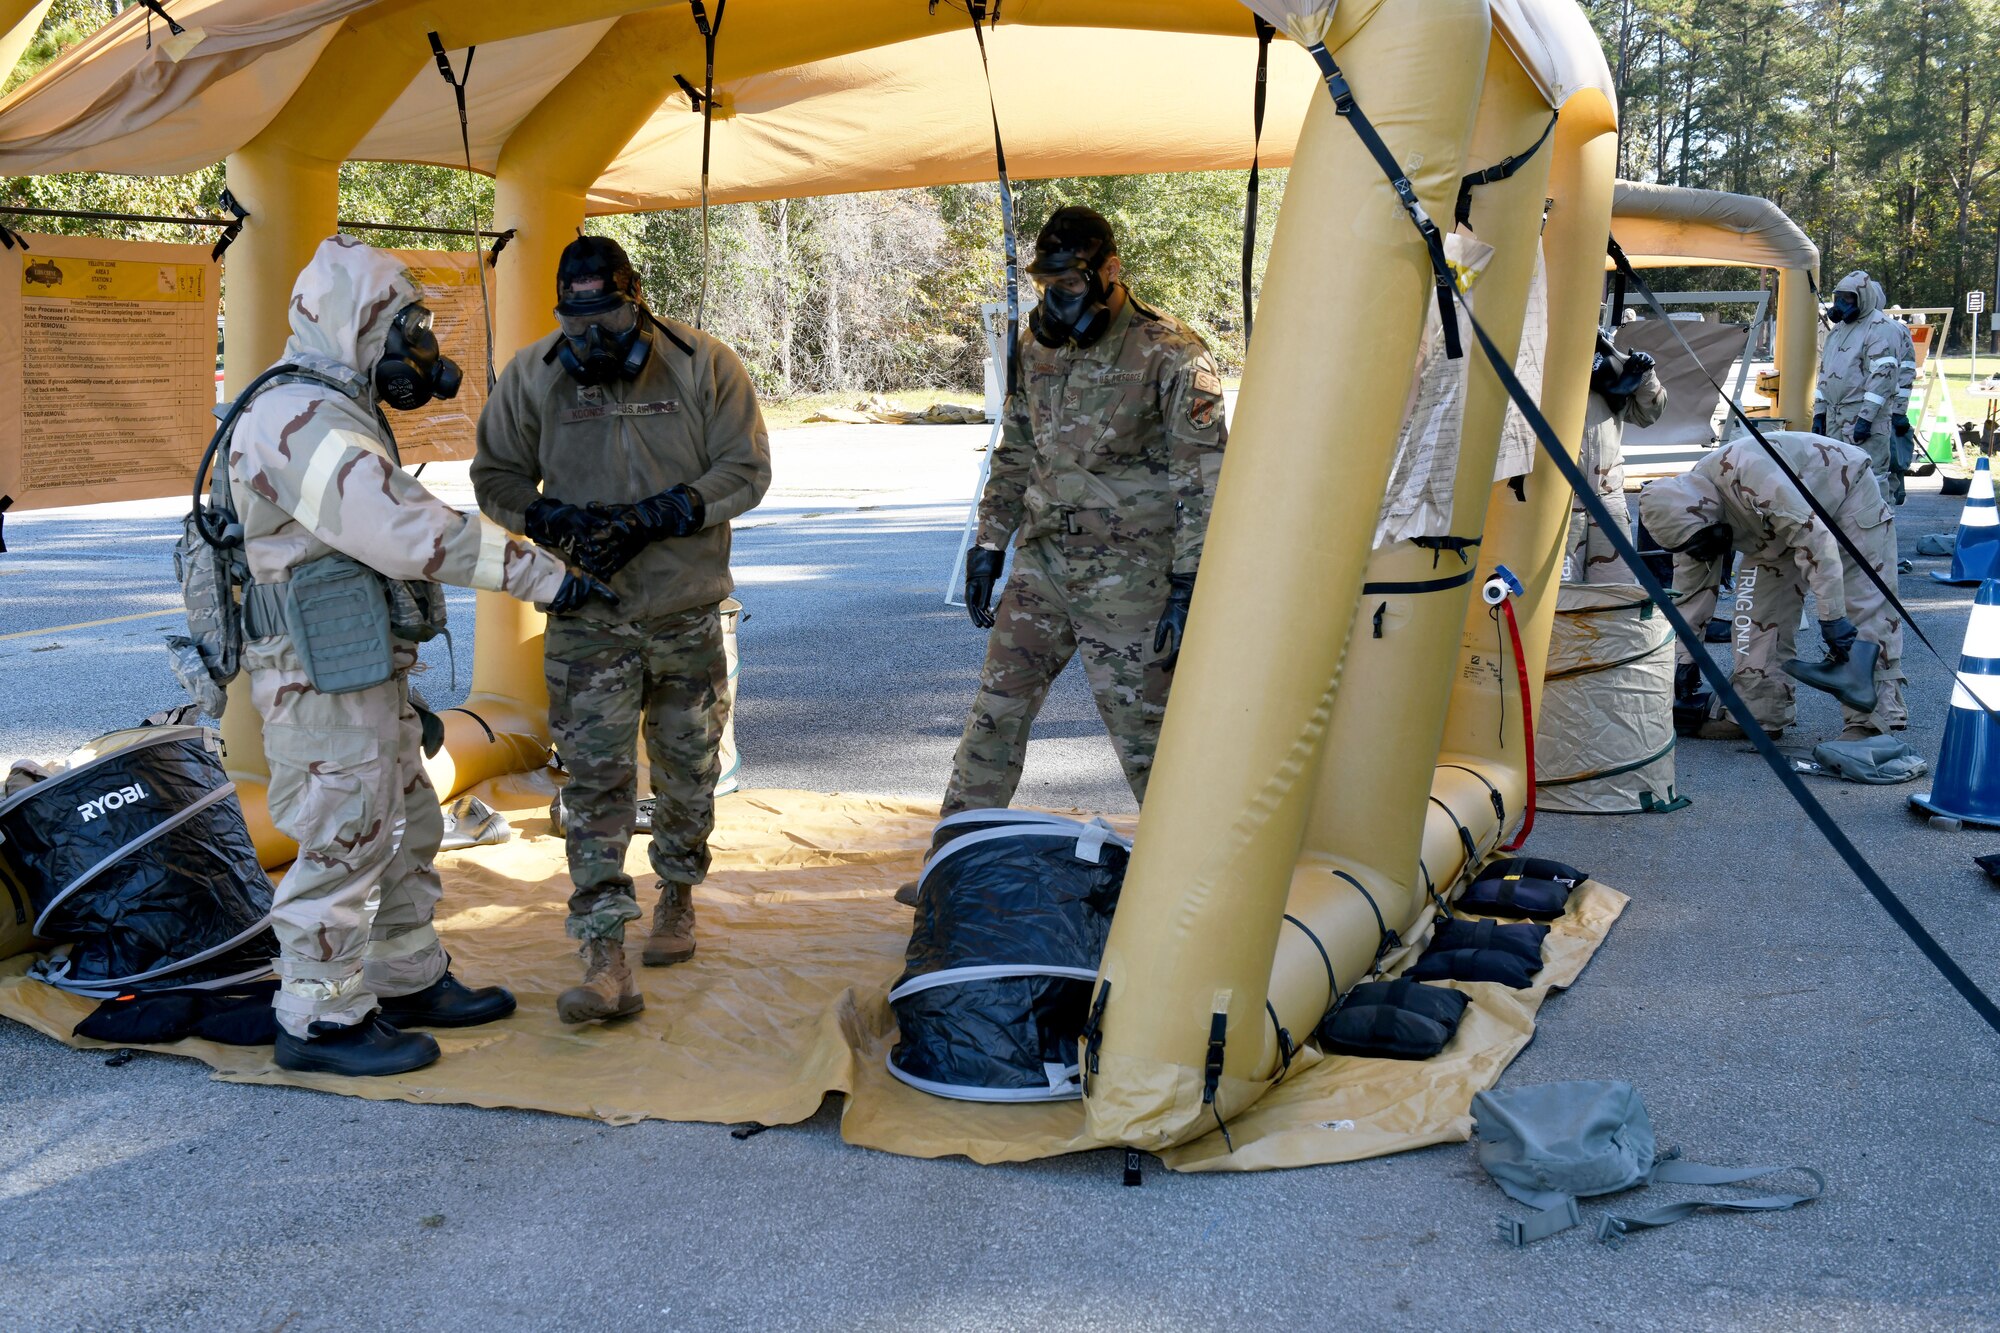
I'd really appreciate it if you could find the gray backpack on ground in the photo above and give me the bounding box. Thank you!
[1473,1080,1823,1246]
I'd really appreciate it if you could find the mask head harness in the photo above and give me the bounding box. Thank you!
[374,302,463,411]
[1027,205,1118,350]
[553,235,651,385]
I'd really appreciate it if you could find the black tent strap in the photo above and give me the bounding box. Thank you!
[1439,762,1507,824]
[0,493,11,555]
[427,31,498,390]
[1328,868,1399,966]
[1282,911,1338,1012]
[1604,239,1996,725]
[1361,566,1477,596]
[686,0,728,328]
[1430,794,1479,866]
[1307,59,2000,1037]
[963,0,1022,396]
[1301,41,1460,360]
[1452,296,2000,1039]
[1455,113,1558,229]
[1240,14,1275,348]
[1263,1000,1296,1081]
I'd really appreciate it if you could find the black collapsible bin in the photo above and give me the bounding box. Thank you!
[0,726,277,996]
[888,810,1130,1102]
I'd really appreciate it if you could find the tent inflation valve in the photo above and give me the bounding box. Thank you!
[1123,1149,1143,1187]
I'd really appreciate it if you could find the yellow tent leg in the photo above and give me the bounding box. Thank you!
[1082,0,1493,1152]
[1436,95,1620,804]
[1774,266,1819,429]
[1257,38,1559,1079]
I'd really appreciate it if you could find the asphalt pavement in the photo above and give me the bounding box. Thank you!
[2,429,1997,1332]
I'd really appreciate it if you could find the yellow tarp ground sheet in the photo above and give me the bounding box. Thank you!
[0,776,1625,1172]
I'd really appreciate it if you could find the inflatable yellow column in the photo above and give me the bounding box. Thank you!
[1083,0,1492,1151]
[1256,39,1558,1078]
[1774,265,1819,429]
[1435,96,1621,807]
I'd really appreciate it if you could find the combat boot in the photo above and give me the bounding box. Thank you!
[1783,640,1882,713]
[556,938,644,1024]
[641,882,697,967]
[1696,716,1784,741]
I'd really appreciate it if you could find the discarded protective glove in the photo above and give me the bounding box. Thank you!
[1819,616,1858,664]
[964,546,1005,630]
[628,484,705,541]
[1812,412,1827,436]
[547,569,620,616]
[1851,416,1873,445]
[1153,572,1196,668]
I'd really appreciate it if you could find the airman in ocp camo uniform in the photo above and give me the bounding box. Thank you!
[942,206,1227,819]
[473,237,771,1026]
[229,236,610,1078]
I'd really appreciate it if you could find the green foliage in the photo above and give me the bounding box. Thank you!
[1585,0,2000,346]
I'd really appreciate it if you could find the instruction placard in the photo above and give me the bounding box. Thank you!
[0,233,220,510]
[387,249,497,465]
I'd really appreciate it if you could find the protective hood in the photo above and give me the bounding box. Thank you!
[282,234,423,379]
[1637,470,1724,551]
[1833,270,1882,320]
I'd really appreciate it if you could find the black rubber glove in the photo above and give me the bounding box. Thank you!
[1626,349,1656,376]
[573,504,651,581]
[1674,661,1706,703]
[524,496,597,556]
[1892,412,1912,438]
[1812,412,1827,436]
[628,484,705,541]
[1820,616,1858,664]
[547,569,620,616]
[964,546,1005,629]
[1851,416,1873,444]
[1153,572,1196,668]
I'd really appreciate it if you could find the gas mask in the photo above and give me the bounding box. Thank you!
[1677,522,1734,563]
[554,298,651,386]
[1828,291,1860,324]
[374,302,463,411]
[1590,331,1655,412]
[1029,258,1114,350]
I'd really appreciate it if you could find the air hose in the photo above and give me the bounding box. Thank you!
[1484,567,1535,851]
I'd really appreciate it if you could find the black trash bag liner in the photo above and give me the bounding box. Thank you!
[0,727,277,996]
[1317,979,1471,1060]
[1407,948,1542,989]
[1427,916,1549,961]
[74,980,279,1047]
[889,811,1128,1102]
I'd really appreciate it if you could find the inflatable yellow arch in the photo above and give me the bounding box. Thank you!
[1,0,1636,1150]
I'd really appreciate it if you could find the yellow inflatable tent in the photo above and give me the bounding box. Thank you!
[1,0,1658,1156]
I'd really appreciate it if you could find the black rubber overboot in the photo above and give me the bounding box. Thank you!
[274,1014,440,1077]
[1783,640,1882,714]
[378,972,517,1029]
